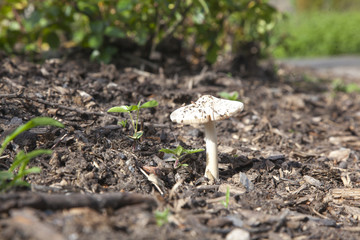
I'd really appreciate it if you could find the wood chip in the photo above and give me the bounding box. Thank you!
[331,188,360,200]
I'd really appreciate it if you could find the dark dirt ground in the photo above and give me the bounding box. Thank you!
[0,53,360,240]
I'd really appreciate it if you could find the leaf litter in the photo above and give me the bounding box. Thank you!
[0,56,360,239]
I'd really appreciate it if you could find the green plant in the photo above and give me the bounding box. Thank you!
[0,0,282,63]
[218,91,240,101]
[108,100,158,141]
[294,0,360,12]
[221,186,230,209]
[332,79,360,93]
[154,208,170,227]
[0,117,64,192]
[118,120,127,128]
[272,11,360,58]
[159,145,204,168]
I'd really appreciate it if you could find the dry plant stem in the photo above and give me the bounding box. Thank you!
[1,92,106,116]
[204,120,218,180]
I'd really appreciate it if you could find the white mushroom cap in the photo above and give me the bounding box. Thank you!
[170,95,244,124]
[170,95,244,181]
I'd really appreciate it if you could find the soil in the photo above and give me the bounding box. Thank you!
[0,53,360,240]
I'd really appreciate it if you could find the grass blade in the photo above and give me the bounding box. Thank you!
[0,117,64,155]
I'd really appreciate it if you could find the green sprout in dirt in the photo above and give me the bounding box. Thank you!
[0,117,64,192]
[108,100,158,141]
[332,78,360,94]
[218,91,240,101]
[221,186,230,209]
[159,145,204,168]
[155,208,170,227]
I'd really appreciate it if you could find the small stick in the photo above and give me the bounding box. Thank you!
[0,91,108,117]
[0,192,157,213]
[139,167,164,195]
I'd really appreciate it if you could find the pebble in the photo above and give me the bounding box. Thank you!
[303,175,322,188]
[328,148,351,162]
[225,215,244,228]
[187,129,202,137]
[239,172,254,192]
[226,228,250,240]
[118,152,127,160]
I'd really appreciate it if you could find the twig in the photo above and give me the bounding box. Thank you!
[169,178,184,199]
[5,208,66,240]
[0,192,157,213]
[2,77,25,90]
[122,54,159,71]
[139,167,164,195]
[0,92,108,117]
[51,133,68,150]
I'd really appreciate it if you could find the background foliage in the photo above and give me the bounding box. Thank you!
[294,0,360,12]
[0,0,281,63]
[272,0,360,58]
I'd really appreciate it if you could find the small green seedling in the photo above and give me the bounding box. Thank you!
[159,145,204,168]
[332,78,360,93]
[218,91,240,101]
[108,100,158,141]
[118,120,127,128]
[0,117,64,192]
[155,208,170,227]
[221,186,230,209]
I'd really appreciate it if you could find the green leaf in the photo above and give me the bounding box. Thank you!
[9,150,26,172]
[90,20,105,34]
[88,34,103,49]
[155,208,169,226]
[10,149,52,172]
[159,148,177,155]
[2,150,48,192]
[117,0,133,11]
[119,120,127,128]
[108,106,131,113]
[0,171,13,181]
[73,30,86,43]
[221,186,230,208]
[127,105,139,112]
[8,178,30,188]
[174,145,184,156]
[183,148,205,154]
[129,131,143,140]
[178,163,189,167]
[77,1,99,15]
[97,46,118,63]
[23,149,52,161]
[0,117,64,156]
[205,43,220,64]
[140,100,158,109]
[197,0,210,14]
[43,31,60,49]
[20,167,41,175]
[108,104,140,113]
[218,91,239,101]
[345,83,360,93]
[160,146,204,157]
[105,26,125,38]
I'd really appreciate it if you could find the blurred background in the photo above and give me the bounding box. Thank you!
[270,0,360,58]
[1,0,360,65]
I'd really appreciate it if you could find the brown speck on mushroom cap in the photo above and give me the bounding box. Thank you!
[170,95,244,124]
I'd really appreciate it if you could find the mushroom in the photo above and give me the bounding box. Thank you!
[170,95,244,180]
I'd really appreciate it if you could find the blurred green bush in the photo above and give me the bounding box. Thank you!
[272,11,360,58]
[294,0,360,12]
[0,0,281,63]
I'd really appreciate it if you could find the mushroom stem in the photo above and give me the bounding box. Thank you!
[204,120,218,180]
